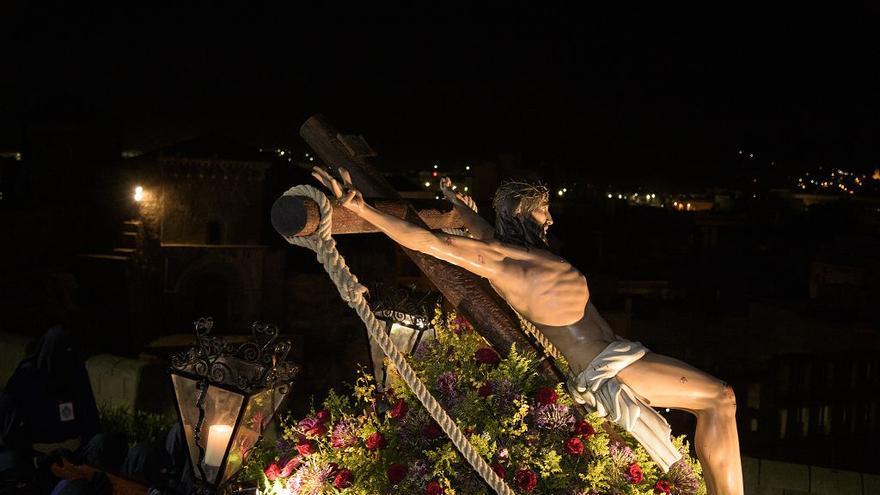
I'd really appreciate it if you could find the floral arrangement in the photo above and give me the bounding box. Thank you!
[241,309,706,495]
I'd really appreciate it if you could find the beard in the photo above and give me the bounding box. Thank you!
[494,211,550,250]
[518,217,550,249]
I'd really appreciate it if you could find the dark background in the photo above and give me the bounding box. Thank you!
[3,3,880,187]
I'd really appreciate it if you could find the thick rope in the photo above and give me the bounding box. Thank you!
[280,185,514,495]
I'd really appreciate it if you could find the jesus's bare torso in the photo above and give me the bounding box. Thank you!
[487,248,617,375]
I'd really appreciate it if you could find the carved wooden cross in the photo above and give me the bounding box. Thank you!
[279,115,563,384]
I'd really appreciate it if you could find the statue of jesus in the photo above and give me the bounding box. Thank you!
[313,167,743,495]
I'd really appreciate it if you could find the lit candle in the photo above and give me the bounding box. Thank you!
[204,424,234,467]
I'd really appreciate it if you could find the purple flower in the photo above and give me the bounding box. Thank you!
[435,371,459,398]
[330,419,358,449]
[491,379,519,411]
[286,462,333,495]
[532,403,575,430]
[609,441,636,468]
[666,458,701,495]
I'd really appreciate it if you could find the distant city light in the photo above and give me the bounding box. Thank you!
[463,186,468,192]
[563,188,567,193]
[279,151,285,156]
[432,171,438,177]
[607,193,613,199]
[557,190,564,196]
[433,164,438,169]
[465,165,471,171]
[618,194,623,199]
[452,185,457,190]
[424,181,431,188]
[133,186,144,202]
[309,157,314,162]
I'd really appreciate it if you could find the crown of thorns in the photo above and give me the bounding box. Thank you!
[492,180,550,214]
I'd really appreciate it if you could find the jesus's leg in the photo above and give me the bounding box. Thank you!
[616,352,743,495]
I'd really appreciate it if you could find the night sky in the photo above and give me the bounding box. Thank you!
[2,3,880,187]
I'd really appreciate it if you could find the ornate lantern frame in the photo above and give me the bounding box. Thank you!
[369,286,440,389]
[169,318,299,492]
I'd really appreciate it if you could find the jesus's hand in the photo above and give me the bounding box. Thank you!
[312,166,366,215]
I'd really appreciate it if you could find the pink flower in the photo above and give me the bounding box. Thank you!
[279,456,302,477]
[264,462,280,481]
[535,386,558,405]
[365,431,386,451]
[564,436,584,456]
[386,463,408,484]
[298,417,328,437]
[474,348,500,366]
[295,440,316,456]
[334,468,353,489]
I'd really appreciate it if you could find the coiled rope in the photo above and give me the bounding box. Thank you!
[280,185,514,495]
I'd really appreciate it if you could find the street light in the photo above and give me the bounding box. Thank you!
[170,319,299,492]
[368,286,440,390]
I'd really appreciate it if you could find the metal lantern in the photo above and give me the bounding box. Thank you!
[170,318,299,492]
[368,286,440,389]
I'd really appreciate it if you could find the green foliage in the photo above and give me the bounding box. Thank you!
[243,308,707,495]
[98,405,175,447]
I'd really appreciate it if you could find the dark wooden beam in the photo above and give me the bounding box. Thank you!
[271,197,465,237]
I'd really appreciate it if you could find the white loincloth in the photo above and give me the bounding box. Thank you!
[566,340,683,472]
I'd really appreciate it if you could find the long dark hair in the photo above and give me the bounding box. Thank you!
[491,180,550,248]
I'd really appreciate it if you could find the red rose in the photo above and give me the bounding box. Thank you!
[477,382,493,398]
[295,440,316,456]
[474,348,500,365]
[389,399,409,420]
[425,480,445,495]
[365,431,387,451]
[280,456,302,477]
[654,480,672,494]
[315,409,331,424]
[386,463,408,484]
[574,419,596,439]
[564,436,584,456]
[334,468,353,489]
[264,462,280,481]
[535,387,558,405]
[422,421,442,440]
[490,462,506,479]
[514,469,537,493]
[627,463,644,484]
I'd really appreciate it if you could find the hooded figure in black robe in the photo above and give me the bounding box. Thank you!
[4,325,100,449]
[0,392,35,493]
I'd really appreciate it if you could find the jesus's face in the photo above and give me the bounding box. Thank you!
[528,200,553,242]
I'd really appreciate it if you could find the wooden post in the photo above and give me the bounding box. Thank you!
[299,115,564,384]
